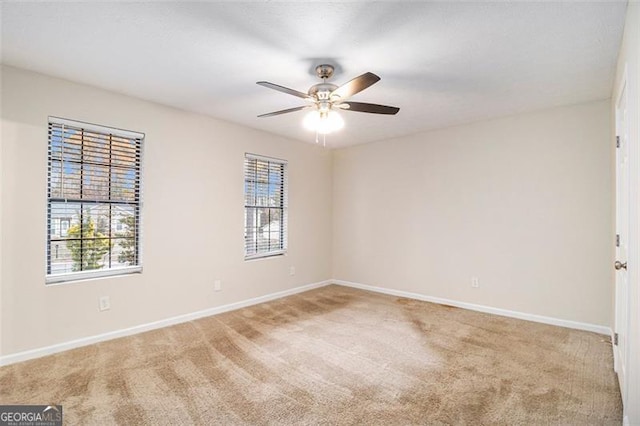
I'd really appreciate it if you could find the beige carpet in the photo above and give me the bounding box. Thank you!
[0,285,622,425]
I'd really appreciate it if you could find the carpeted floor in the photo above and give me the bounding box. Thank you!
[0,285,622,425]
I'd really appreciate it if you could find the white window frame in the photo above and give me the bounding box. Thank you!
[244,153,288,260]
[46,117,144,284]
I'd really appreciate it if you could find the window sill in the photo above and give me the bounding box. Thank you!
[46,266,142,285]
[244,250,286,261]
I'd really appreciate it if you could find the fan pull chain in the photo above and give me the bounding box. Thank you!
[314,130,327,147]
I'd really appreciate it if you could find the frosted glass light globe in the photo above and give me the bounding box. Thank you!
[303,110,344,134]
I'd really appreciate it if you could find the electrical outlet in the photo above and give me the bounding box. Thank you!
[99,296,110,311]
[214,280,222,292]
[471,277,479,288]
[289,266,296,276]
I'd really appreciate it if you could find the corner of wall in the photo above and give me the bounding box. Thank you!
[328,147,336,280]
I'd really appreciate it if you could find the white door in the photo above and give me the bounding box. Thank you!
[614,74,629,403]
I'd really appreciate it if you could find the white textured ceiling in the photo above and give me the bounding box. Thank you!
[0,1,627,148]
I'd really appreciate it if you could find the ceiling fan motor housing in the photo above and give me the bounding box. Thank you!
[308,83,338,100]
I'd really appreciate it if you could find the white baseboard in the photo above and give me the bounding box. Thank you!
[0,280,332,366]
[1,278,612,366]
[332,279,612,336]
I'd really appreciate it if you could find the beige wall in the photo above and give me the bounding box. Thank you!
[0,64,618,360]
[333,100,612,326]
[613,2,640,422]
[0,66,333,356]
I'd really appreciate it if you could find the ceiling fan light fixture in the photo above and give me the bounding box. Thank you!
[258,64,399,142]
[303,109,344,134]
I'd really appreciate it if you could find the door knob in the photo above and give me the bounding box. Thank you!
[615,261,627,270]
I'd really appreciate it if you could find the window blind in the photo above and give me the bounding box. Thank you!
[47,117,143,283]
[244,153,288,259]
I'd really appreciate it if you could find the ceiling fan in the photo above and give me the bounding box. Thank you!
[257,64,399,135]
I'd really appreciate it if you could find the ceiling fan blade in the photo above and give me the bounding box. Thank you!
[257,81,310,100]
[330,72,380,100]
[341,101,400,115]
[257,105,309,118]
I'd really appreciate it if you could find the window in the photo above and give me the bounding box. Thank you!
[244,154,287,259]
[47,117,143,283]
